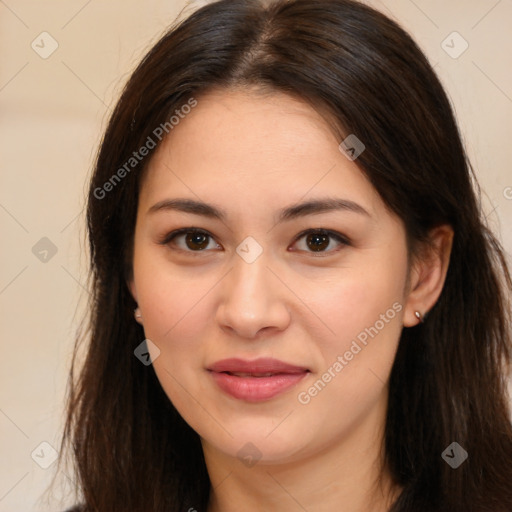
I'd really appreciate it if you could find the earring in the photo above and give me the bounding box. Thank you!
[414,310,424,323]
[134,307,142,321]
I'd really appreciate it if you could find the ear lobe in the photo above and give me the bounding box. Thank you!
[128,280,144,324]
[403,225,454,327]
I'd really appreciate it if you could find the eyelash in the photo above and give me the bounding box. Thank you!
[158,227,351,256]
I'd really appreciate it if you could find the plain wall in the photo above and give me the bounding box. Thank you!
[1,1,511,510]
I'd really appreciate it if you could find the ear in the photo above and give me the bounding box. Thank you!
[127,278,145,324]
[403,224,454,327]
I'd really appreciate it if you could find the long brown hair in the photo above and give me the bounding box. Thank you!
[57,0,512,510]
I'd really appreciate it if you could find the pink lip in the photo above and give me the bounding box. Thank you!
[207,357,310,402]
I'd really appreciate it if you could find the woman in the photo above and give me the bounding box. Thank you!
[58,0,512,510]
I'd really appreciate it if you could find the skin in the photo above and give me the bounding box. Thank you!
[129,88,453,512]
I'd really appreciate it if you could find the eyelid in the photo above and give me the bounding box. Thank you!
[158,227,213,245]
[158,227,221,254]
[158,227,351,254]
[291,228,351,255]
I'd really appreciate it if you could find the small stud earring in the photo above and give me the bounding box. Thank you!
[414,310,424,323]
[134,307,142,321]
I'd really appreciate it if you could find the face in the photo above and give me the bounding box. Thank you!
[129,88,411,465]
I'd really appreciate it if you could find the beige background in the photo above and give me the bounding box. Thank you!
[1,0,511,510]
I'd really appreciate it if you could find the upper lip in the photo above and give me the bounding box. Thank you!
[207,357,309,374]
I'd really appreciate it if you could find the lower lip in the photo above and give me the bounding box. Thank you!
[209,371,309,402]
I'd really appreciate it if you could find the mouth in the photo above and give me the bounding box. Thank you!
[219,371,299,377]
[207,357,309,374]
[207,358,310,402]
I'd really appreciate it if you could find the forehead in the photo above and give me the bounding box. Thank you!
[139,88,382,218]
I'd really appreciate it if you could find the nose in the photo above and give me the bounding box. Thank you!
[215,251,291,339]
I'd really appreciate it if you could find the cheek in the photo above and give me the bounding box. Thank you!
[137,270,212,350]
[291,274,405,448]
[310,252,407,349]
[132,237,212,333]
[135,268,213,412]
[298,244,408,409]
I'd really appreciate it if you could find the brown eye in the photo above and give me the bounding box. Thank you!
[293,229,349,254]
[185,231,210,250]
[305,232,330,252]
[161,229,220,252]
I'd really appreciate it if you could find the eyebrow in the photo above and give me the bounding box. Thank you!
[147,197,371,222]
